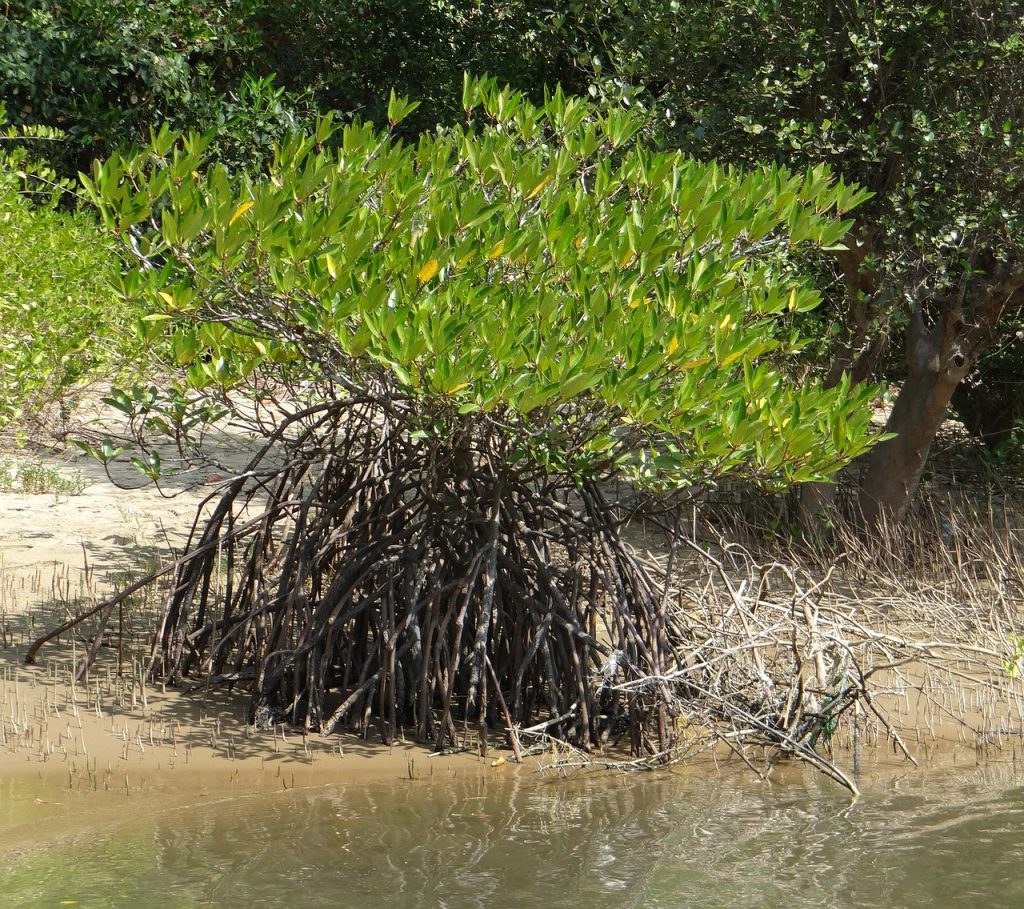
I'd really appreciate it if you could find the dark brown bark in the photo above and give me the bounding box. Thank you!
[858,268,1024,527]
[857,310,966,525]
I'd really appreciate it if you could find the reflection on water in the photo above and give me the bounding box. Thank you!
[641,767,1024,909]
[2,764,1023,908]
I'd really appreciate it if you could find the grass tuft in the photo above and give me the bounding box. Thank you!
[0,457,87,495]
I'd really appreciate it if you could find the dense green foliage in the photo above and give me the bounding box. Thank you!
[0,128,140,428]
[0,0,589,176]
[0,0,305,174]
[86,81,877,488]
[580,1,1020,278]
[254,1,592,136]
[541,0,1024,517]
[2,0,1020,514]
[586,1,1024,463]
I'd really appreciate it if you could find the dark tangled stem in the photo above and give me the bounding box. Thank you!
[141,390,682,756]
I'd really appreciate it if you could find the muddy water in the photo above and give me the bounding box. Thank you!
[1,763,1023,908]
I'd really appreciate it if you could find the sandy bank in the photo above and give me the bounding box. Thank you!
[2,438,1023,826]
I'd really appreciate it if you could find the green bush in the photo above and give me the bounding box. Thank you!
[88,78,878,488]
[79,80,883,750]
[0,168,139,429]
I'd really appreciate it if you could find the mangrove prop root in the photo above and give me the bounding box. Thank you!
[133,398,681,756]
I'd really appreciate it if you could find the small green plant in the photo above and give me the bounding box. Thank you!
[0,457,87,495]
[1003,635,1024,679]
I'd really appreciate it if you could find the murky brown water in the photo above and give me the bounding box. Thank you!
[2,762,1023,908]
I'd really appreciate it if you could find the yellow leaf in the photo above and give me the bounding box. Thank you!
[490,756,506,767]
[229,200,254,225]
[619,249,634,268]
[574,236,584,249]
[486,240,506,260]
[628,297,644,309]
[720,349,745,366]
[325,254,337,279]
[525,175,551,200]
[787,288,797,311]
[719,315,732,331]
[679,357,710,370]
[666,336,679,356]
[158,291,175,306]
[446,382,470,394]
[417,259,440,283]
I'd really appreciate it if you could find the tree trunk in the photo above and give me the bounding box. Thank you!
[860,327,962,524]
[857,268,1024,528]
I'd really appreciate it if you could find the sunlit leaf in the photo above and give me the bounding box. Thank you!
[228,200,254,225]
[417,259,440,283]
